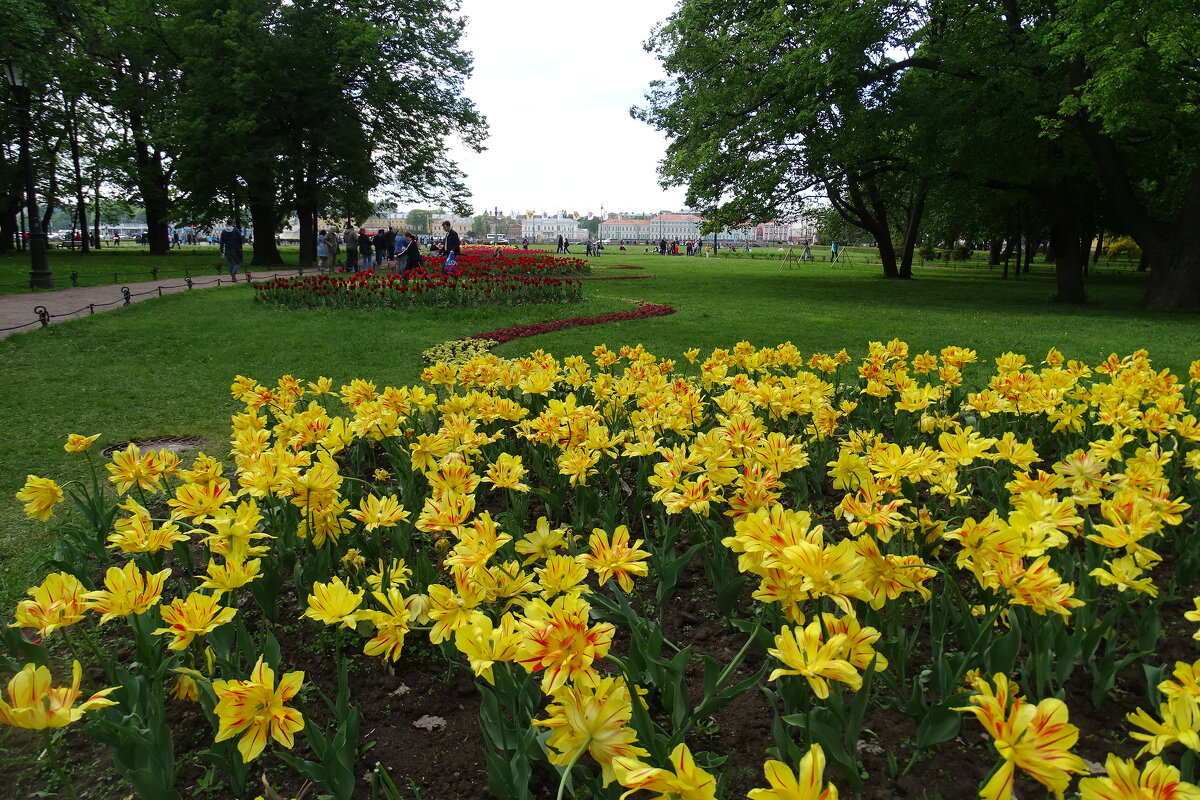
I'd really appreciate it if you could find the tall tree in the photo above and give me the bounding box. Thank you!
[642,0,1200,307]
[1046,0,1200,308]
[638,0,933,279]
[167,0,484,266]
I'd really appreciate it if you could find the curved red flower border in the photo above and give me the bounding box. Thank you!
[471,302,676,344]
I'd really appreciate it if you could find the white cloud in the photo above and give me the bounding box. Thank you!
[443,0,689,216]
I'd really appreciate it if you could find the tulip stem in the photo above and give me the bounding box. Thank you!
[59,630,97,692]
[43,731,81,800]
[556,735,593,800]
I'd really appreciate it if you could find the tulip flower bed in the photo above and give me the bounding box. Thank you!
[434,248,590,277]
[254,251,587,310]
[470,301,676,344]
[5,343,1200,800]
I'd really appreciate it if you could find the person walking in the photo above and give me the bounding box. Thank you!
[323,228,340,269]
[522,237,529,250]
[830,241,839,262]
[357,227,374,272]
[555,234,564,254]
[219,221,243,278]
[317,230,332,270]
[404,231,424,272]
[383,228,397,268]
[373,229,387,268]
[343,226,357,270]
[393,230,410,272]
[441,220,461,272]
[802,242,812,262]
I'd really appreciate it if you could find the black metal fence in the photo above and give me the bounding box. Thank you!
[0,268,324,334]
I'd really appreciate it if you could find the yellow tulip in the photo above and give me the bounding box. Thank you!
[0,661,117,730]
[15,475,64,521]
[213,656,304,763]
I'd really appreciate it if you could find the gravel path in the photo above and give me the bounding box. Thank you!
[0,268,310,340]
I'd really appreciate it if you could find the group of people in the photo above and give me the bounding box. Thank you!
[315,220,461,274]
[169,228,200,247]
[647,239,712,257]
[216,219,466,280]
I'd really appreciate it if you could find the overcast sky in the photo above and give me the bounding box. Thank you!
[440,0,689,217]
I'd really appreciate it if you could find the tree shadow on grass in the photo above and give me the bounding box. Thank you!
[682,264,1196,323]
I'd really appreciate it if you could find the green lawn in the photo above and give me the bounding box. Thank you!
[0,245,259,294]
[1,252,1196,606]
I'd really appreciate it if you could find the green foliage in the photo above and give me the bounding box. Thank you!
[640,0,1200,305]
[405,209,434,233]
[89,664,183,800]
[278,654,361,800]
[421,338,499,365]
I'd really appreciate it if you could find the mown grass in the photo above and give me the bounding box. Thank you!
[1,252,1196,607]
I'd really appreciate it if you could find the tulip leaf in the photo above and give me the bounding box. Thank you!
[915,701,962,750]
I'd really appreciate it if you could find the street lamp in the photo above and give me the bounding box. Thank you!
[3,58,53,289]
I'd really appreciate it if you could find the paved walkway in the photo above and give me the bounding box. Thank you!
[0,268,311,340]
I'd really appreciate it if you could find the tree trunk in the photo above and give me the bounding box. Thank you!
[1022,234,1037,275]
[1080,119,1200,309]
[1143,231,1200,309]
[93,165,102,249]
[864,178,904,278]
[129,106,170,255]
[297,201,317,266]
[0,210,16,255]
[246,167,284,267]
[250,200,284,266]
[875,229,899,276]
[988,239,1001,267]
[0,147,17,255]
[41,153,57,234]
[829,175,900,278]
[897,183,927,279]
[1049,215,1086,304]
[1000,233,1016,280]
[67,99,89,254]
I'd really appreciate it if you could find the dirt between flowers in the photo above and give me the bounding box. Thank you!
[13,515,1197,800]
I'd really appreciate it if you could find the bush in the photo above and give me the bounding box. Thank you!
[1105,235,1141,259]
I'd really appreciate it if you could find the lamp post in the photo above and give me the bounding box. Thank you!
[3,58,53,288]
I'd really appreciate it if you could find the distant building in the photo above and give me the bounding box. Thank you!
[598,218,652,241]
[520,217,588,242]
[648,213,704,241]
[432,215,473,234]
[755,221,790,242]
[600,213,707,242]
[359,217,405,232]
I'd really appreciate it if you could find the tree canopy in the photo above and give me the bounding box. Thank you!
[639,0,1200,308]
[1,0,486,263]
